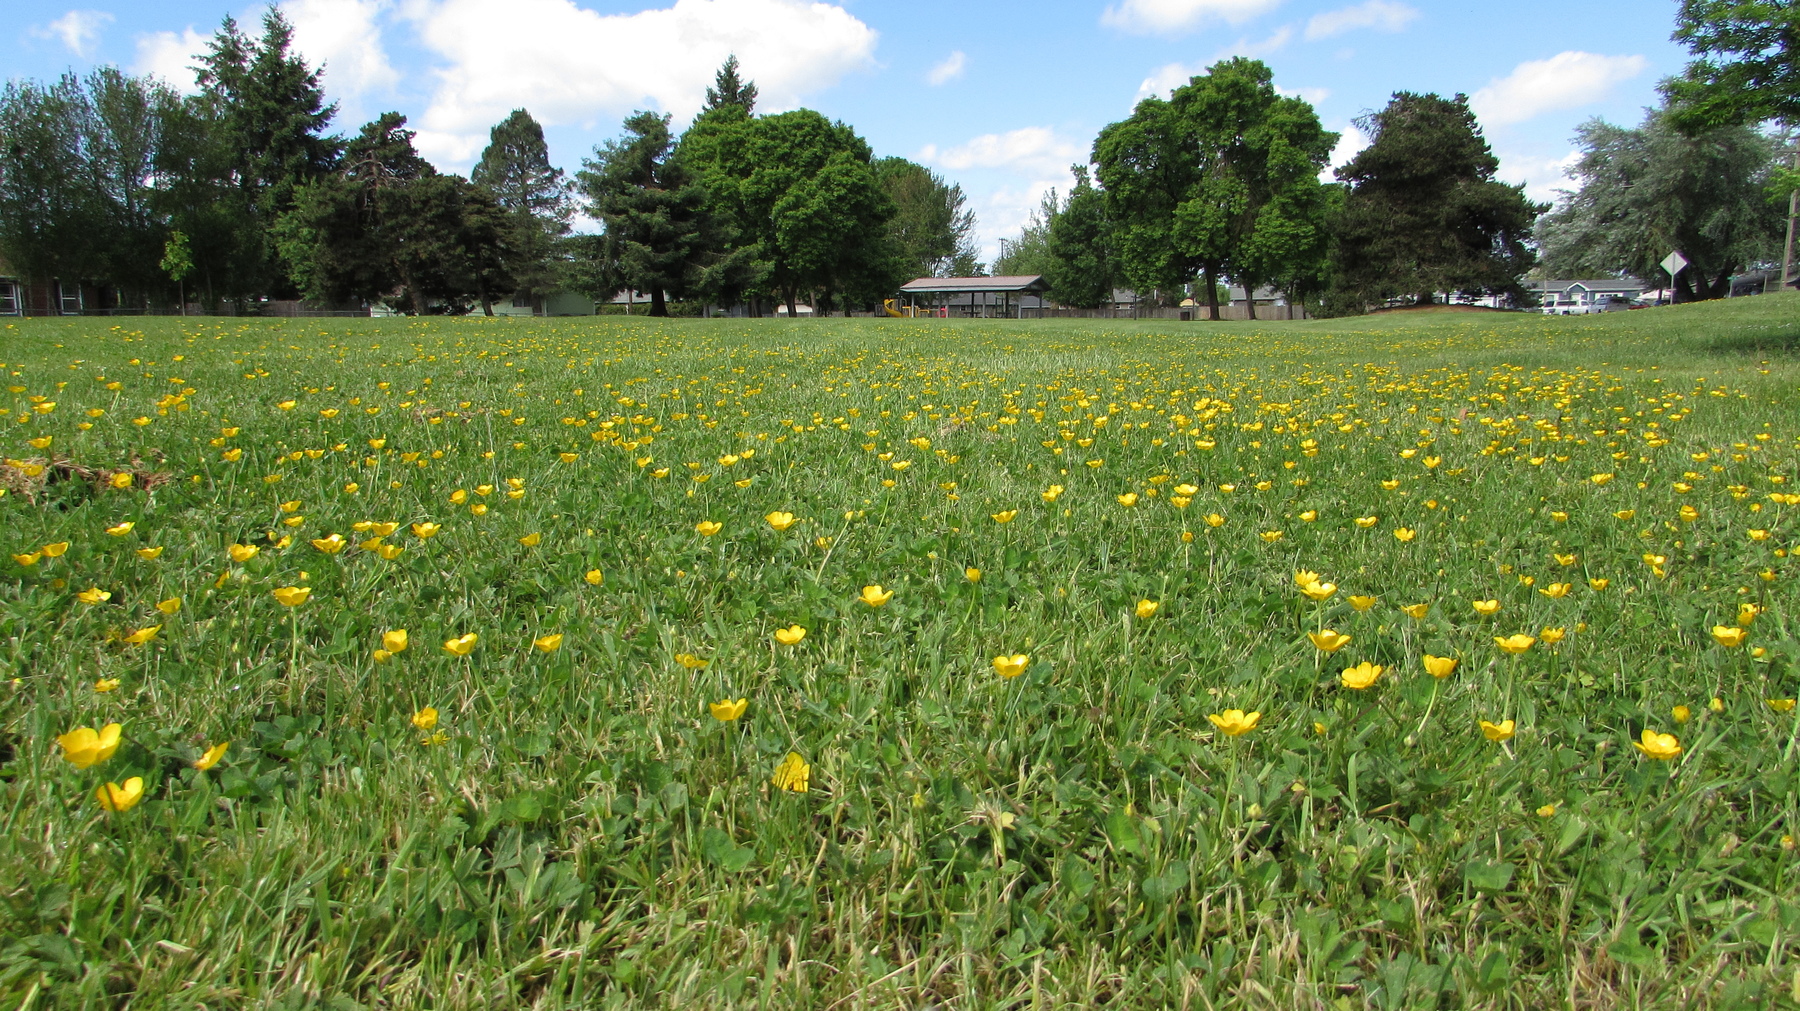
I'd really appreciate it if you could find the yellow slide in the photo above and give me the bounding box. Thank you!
[881,299,910,318]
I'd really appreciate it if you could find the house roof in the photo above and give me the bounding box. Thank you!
[899,275,1049,294]
[1539,278,1644,290]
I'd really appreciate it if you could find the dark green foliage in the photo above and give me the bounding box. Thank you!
[704,55,758,116]
[875,157,981,278]
[993,190,1058,278]
[471,109,571,304]
[1094,58,1336,319]
[1537,107,1786,301]
[1325,93,1543,314]
[1045,169,1117,308]
[1665,0,1800,131]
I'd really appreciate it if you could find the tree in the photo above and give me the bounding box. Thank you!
[993,189,1057,276]
[705,56,758,115]
[1044,168,1116,308]
[196,10,343,296]
[1536,107,1785,301]
[160,230,194,314]
[578,112,725,316]
[1094,57,1336,319]
[471,108,571,302]
[1326,92,1543,312]
[875,157,980,277]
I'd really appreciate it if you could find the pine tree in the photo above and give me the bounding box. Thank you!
[471,109,570,305]
[704,56,758,115]
[1045,168,1115,308]
[578,112,717,316]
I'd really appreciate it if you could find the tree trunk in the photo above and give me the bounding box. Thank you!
[1244,287,1257,320]
[400,262,424,315]
[650,287,669,317]
[785,288,798,318]
[1204,268,1220,321]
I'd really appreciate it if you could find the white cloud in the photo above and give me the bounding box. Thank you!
[1304,0,1417,41]
[1495,148,1582,203]
[976,178,1070,263]
[1470,51,1647,127]
[1135,62,1202,102]
[403,0,878,166]
[133,27,209,92]
[1323,122,1369,180]
[286,0,399,98]
[32,10,115,58]
[927,50,966,86]
[1102,0,1282,34]
[1211,25,1294,61]
[1279,84,1330,104]
[919,127,1084,176]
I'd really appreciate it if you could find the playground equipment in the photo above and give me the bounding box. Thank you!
[881,299,948,318]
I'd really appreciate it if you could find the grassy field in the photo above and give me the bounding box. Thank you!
[1,296,1798,1009]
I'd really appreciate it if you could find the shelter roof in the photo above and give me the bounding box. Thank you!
[899,275,1048,294]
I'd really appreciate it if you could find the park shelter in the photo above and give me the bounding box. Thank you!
[898,275,1049,318]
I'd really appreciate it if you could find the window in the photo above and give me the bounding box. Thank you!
[57,282,83,314]
[0,280,18,315]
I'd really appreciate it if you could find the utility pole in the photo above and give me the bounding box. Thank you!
[1781,134,1798,292]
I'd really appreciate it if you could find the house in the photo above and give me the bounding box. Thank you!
[0,253,88,315]
[1536,278,1644,314]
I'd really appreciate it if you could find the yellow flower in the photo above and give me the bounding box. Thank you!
[280,500,302,513]
[965,567,982,583]
[1710,625,1747,648]
[136,546,164,561]
[411,522,441,538]
[1259,530,1284,543]
[533,633,563,653]
[1401,603,1429,619]
[12,551,43,567]
[772,752,810,793]
[1767,699,1796,713]
[675,653,709,669]
[373,649,394,663]
[1299,580,1337,601]
[695,520,723,536]
[94,678,120,693]
[1711,696,1725,713]
[278,400,297,410]
[518,532,541,547]
[1553,553,1577,566]
[95,777,145,812]
[343,482,359,494]
[443,633,478,656]
[1540,582,1571,598]
[858,585,895,607]
[450,489,468,504]
[76,586,112,605]
[1631,728,1681,761]
[1539,627,1566,645]
[105,522,134,537]
[1472,599,1501,616]
[228,543,259,563]
[1423,654,1458,678]
[765,510,798,531]
[1672,705,1691,723]
[1494,634,1536,655]
[1749,529,1771,541]
[381,629,409,654]
[412,707,439,730]
[1307,629,1351,653]
[584,568,605,586]
[42,541,69,557]
[1299,510,1318,522]
[1393,527,1416,542]
[375,543,403,560]
[991,510,1018,524]
[1480,719,1516,742]
[1422,456,1441,469]
[1536,804,1557,818]
[1116,493,1138,507]
[1737,603,1761,626]
[57,723,123,768]
[709,697,748,721]
[1588,578,1610,591]
[272,586,311,607]
[155,597,181,615]
[1041,485,1064,503]
[1340,662,1384,690]
[1135,599,1159,619]
[1207,709,1262,736]
[194,741,229,771]
[1589,473,1613,486]
[122,625,160,644]
[992,653,1030,678]
[1353,515,1379,528]
[311,533,346,554]
[774,625,807,645]
[1204,513,1226,527]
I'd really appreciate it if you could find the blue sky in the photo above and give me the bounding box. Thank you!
[7,0,1690,261]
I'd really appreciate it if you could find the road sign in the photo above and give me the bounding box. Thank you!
[1660,250,1688,278]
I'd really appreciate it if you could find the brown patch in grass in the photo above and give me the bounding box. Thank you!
[0,453,172,504]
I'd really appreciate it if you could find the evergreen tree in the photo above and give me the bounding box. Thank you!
[471,108,570,304]
[705,56,758,115]
[578,112,723,316]
[992,189,1058,276]
[1326,92,1543,312]
[875,157,980,278]
[1044,168,1116,308]
[1536,106,1784,301]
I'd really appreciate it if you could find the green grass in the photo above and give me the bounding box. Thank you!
[1,296,1798,1009]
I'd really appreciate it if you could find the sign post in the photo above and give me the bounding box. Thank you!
[1658,250,1688,306]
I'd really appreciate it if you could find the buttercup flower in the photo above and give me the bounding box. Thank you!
[1116,493,1138,507]
[1588,578,1610,591]
[94,678,120,692]
[272,586,311,607]
[1738,603,1761,626]
[1300,580,1336,601]
[1711,626,1747,648]
[41,541,68,558]
[1472,599,1501,616]
[1494,634,1535,655]
[965,567,982,583]
[1401,603,1429,619]
[1135,599,1159,619]
[709,698,748,721]
[136,546,164,560]
[382,629,409,653]
[443,633,478,656]
[311,534,346,554]
[1207,710,1262,736]
[991,510,1018,524]
[772,752,810,792]
[1423,654,1458,678]
[194,741,229,770]
[1308,629,1352,652]
[105,522,134,537]
[765,511,797,531]
[1348,595,1377,612]
[585,569,605,586]
[1632,729,1681,761]
[411,522,441,538]
[533,633,563,653]
[76,587,112,605]
[1540,582,1571,599]
[675,653,709,669]
[412,707,439,730]
[95,777,145,812]
[57,723,123,768]
[1672,705,1691,723]
[122,625,160,645]
[1340,662,1383,690]
[228,543,259,563]
[695,521,723,536]
[1539,627,1566,645]
[1393,527,1416,542]
[1480,719,1516,742]
[1768,699,1796,713]
[992,654,1030,678]
[13,552,42,567]
[859,585,895,607]
[774,625,807,645]
[518,532,541,547]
